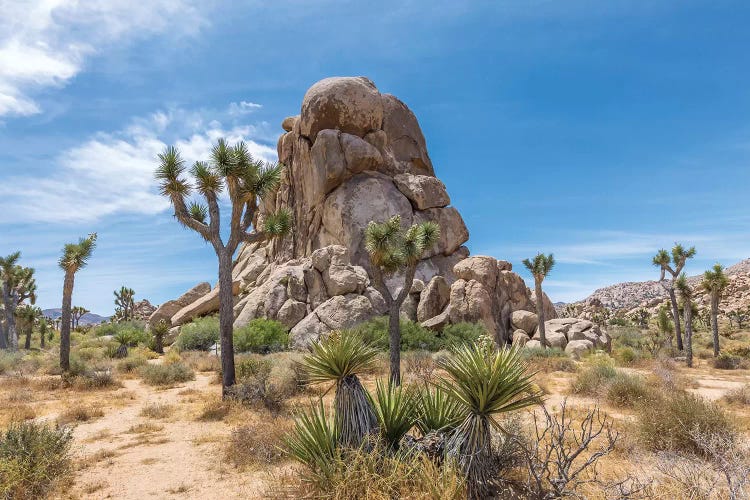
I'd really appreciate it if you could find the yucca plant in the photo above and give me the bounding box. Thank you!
[438,340,542,499]
[368,379,419,450]
[113,331,130,359]
[284,400,340,484]
[416,385,465,436]
[300,331,379,448]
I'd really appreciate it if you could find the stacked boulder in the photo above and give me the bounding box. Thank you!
[511,317,611,359]
[152,76,587,349]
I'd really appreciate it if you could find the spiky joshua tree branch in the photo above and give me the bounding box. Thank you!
[156,139,291,395]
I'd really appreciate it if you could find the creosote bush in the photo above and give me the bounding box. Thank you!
[637,390,735,456]
[139,362,195,386]
[605,372,651,408]
[0,422,73,499]
[570,355,617,395]
[233,318,289,353]
[175,316,220,351]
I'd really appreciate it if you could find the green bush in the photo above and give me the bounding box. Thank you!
[570,356,617,395]
[610,327,643,349]
[613,346,641,366]
[440,322,484,347]
[139,362,195,386]
[176,317,220,351]
[637,391,734,456]
[353,317,483,352]
[0,352,23,375]
[233,319,289,353]
[0,422,73,499]
[605,372,651,407]
[116,355,148,373]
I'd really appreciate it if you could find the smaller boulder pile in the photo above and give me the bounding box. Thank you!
[511,316,611,359]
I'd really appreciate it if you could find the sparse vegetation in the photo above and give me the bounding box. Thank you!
[139,362,195,386]
[0,422,73,499]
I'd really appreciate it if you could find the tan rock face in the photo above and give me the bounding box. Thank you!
[161,76,566,349]
[148,282,210,326]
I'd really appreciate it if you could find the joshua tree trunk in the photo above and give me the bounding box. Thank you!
[40,325,45,349]
[0,321,6,350]
[711,293,720,357]
[4,290,18,352]
[683,304,693,368]
[534,277,546,349]
[24,325,31,349]
[60,270,75,371]
[667,287,684,351]
[388,305,402,385]
[217,250,236,395]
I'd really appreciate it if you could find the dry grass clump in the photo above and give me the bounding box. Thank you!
[116,355,148,374]
[636,390,734,456]
[604,372,651,408]
[139,403,173,419]
[57,403,105,425]
[228,355,300,413]
[270,445,465,500]
[138,362,195,386]
[712,353,749,370]
[723,384,750,406]
[569,356,617,395]
[179,351,221,372]
[403,350,436,383]
[0,422,73,499]
[522,347,578,373]
[196,400,232,421]
[127,423,164,435]
[225,417,293,468]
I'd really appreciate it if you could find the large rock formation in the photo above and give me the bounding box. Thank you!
[160,76,562,347]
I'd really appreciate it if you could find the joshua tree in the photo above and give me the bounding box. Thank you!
[727,308,748,330]
[16,305,41,350]
[365,215,440,384]
[675,274,694,367]
[652,244,696,351]
[71,306,90,330]
[630,308,651,329]
[59,234,97,371]
[656,304,674,342]
[0,253,36,351]
[113,286,135,321]
[701,264,729,357]
[38,317,49,349]
[156,140,290,395]
[152,319,169,355]
[522,253,555,349]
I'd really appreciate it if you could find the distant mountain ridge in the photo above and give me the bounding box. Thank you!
[577,258,750,312]
[42,309,109,325]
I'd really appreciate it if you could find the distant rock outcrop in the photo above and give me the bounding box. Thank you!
[160,76,562,347]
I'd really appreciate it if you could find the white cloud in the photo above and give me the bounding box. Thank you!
[0,107,278,223]
[0,0,210,117]
[228,101,263,116]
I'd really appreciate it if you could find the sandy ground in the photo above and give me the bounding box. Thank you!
[62,374,274,499]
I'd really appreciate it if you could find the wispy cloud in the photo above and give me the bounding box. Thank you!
[0,107,277,224]
[0,0,211,117]
[228,101,263,116]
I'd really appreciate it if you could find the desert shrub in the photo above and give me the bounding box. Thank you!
[116,354,148,373]
[637,391,734,456]
[610,326,643,349]
[726,345,750,358]
[0,422,73,499]
[197,400,232,421]
[712,353,747,370]
[723,384,750,405]
[57,404,104,425]
[570,356,617,395]
[0,352,23,375]
[613,346,641,366]
[74,346,106,362]
[233,318,289,353]
[94,320,146,336]
[522,347,577,373]
[226,418,294,468]
[355,318,487,352]
[605,372,651,407]
[139,362,195,386]
[231,356,288,413]
[179,351,221,372]
[440,322,485,347]
[175,317,219,351]
[140,404,173,419]
[404,350,436,383]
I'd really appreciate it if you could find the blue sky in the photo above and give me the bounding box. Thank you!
[1,1,749,314]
